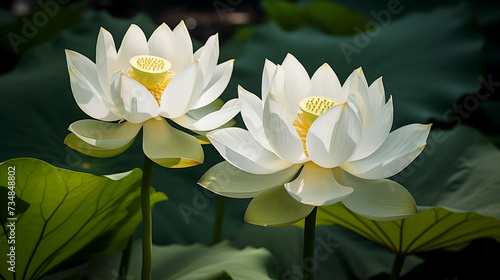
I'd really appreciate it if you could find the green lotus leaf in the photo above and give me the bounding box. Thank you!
[310,204,500,254]
[47,240,275,280]
[0,158,167,280]
[0,185,29,224]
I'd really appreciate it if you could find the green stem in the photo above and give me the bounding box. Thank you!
[212,196,226,245]
[118,236,134,280]
[303,206,318,280]
[389,254,406,280]
[141,156,154,280]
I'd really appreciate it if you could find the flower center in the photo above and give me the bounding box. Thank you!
[299,96,340,126]
[128,55,177,105]
[293,96,341,156]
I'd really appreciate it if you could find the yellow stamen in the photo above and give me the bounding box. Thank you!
[128,55,177,105]
[292,111,311,157]
[293,96,342,157]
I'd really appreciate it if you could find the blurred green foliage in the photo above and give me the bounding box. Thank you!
[263,0,370,35]
[0,1,84,56]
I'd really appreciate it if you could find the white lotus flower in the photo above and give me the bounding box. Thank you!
[64,22,239,168]
[199,54,431,226]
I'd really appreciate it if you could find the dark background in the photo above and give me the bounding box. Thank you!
[1,1,499,279]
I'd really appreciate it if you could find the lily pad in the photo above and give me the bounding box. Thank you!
[308,125,500,254]
[312,204,500,254]
[47,240,276,280]
[0,158,167,280]
[0,184,29,223]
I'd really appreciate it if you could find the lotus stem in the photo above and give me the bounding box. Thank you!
[118,236,134,280]
[141,156,154,280]
[389,254,406,280]
[303,206,318,280]
[212,196,226,244]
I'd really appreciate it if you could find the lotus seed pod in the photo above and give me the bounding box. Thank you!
[299,96,341,125]
[129,55,172,89]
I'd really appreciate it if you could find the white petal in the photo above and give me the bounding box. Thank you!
[116,24,149,71]
[285,162,353,206]
[340,68,371,126]
[245,186,315,227]
[67,64,120,121]
[64,133,134,158]
[172,98,239,131]
[261,59,277,101]
[350,97,393,161]
[263,94,307,164]
[110,73,160,123]
[180,98,224,121]
[194,34,219,87]
[69,119,142,149]
[270,65,292,117]
[207,127,293,174]
[172,21,194,71]
[160,59,204,118]
[341,124,431,179]
[65,50,110,103]
[282,53,312,114]
[142,118,203,168]
[199,161,301,198]
[368,76,386,115]
[238,85,273,151]
[311,63,341,99]
[333,168,417,221]
[96,27,118,100]
[191,59,234,110]
[307,102,363,168]
[148,23,179,68]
